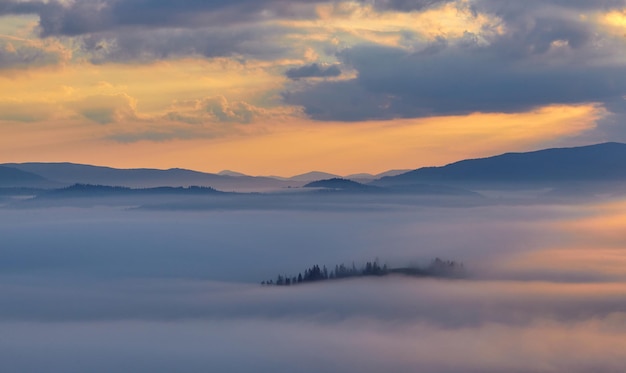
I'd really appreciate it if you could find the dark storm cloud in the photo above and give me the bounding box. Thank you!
[286,63,342,80]
[285,0,626,122]
[0,0,455,36]
[0,0,44,14]
[366,0,455,12]
[82,25,288,63]
[472,0,626,16]
[0,0,321,63]
[37,0,259,37]
[285,43,626,120]
[3,0,626,128]
[0,0,321,36]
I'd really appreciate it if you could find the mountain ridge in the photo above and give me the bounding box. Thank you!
[373,142,626,187]
[4,142,626,191]
[2,162,294,191]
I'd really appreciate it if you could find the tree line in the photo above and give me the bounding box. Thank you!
[261,258,464,286]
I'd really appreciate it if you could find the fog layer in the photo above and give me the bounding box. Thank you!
[1,197,625,372]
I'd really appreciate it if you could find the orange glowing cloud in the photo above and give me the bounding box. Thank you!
[0,102,602,175]
[281,1,501,49]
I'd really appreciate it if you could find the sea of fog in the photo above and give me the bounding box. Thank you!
[1,197,626,372]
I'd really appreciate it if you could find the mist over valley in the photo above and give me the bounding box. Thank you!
[2,144,626,372]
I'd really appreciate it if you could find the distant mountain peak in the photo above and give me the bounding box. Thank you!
[375,169,412,178]
[218,170,248,177]
[289,171,341,182]
[345,173,375,180]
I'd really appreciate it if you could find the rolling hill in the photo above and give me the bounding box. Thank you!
[0,166,57,188]
[4,142,626,193]
[374,142,626,187]
[1,163,294,191]
[303,178,376,191]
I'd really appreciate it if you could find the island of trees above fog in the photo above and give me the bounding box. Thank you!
[262,258,465,286]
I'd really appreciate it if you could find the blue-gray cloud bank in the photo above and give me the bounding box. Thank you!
[1,199,626,372]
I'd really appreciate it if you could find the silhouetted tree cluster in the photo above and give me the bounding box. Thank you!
[426,258,464,276]
[261,258,463,286]
[332,263,358,279]
[262,264,329,286]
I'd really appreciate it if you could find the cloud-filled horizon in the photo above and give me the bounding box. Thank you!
[1,0,626,173]
[3,3,626,367]
[2,197,626,372]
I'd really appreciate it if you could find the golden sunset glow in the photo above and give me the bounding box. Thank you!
[604,10,626,29]
[282,1,501,48]
[3,3,626,372]
[494,198,626,282]
[0,102,603,175]
[0,0,624,175]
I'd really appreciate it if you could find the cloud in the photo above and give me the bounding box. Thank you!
[3,315,626,373]
[471,0,626,18]
[102,96,271,142]
[84,94,278,142]
[0,0,44,15]
[2,0,626,152]
[0,0,488,65]
[282,0,626,130]
[0,0,315,64]
[366,0,455,12]
[286,39,626,121]
[200,96,261,123]
[80,25,290,63]
[2,198,626,372]
[0,0,319,36]
[286,63,342,80]
[68,93,138,124]
[0,38,67,70]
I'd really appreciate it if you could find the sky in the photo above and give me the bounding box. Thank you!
[1,0,626,175]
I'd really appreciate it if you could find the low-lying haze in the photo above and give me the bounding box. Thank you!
[1,195,625,372]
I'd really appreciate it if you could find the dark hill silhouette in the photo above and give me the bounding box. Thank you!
[2,163,293,191]
[44,184,222,197]
[6,142,624,192]
[374,142,626,187]
[343,170,411,183]
[303,178,375,191]
[0,166,58,188]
